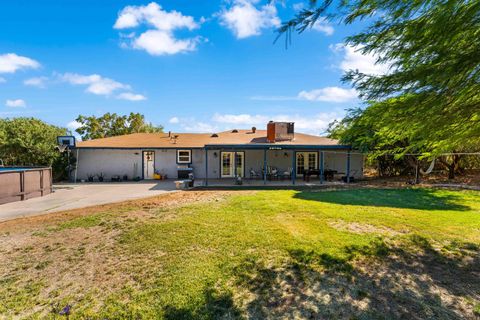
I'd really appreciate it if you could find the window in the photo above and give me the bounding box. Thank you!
[177,150,191,164]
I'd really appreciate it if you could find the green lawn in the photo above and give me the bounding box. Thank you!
[1,188,479,319]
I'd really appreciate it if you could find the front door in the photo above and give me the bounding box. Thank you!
[221,152,244,178]
[143,151,155,179]
[296,152,318,175]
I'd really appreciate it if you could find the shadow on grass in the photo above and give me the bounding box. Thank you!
[233,236,480,319]
[163,286,241,320]
[293,188,471,211]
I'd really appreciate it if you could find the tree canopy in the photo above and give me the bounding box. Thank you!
[281,0,480,156]
[75,112,163,140]
[0,118,67,166]
[0,118,70,180]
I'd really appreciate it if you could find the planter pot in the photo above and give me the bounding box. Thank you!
[98,177,104,182]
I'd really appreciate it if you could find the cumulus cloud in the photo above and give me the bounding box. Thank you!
[24,76,48,88]
[171,112,342,135]
[212,112,341,135]
[251,86,358,103]
[114,2,201,56]
[169,116,179,124]
[5,99,26,108]
[332,43,391,75]
[59,73,130,95]
[67,120,82,130]
[311,18,334,36]
[0,53,40,73]
[212,113,267,125]
[298,86,358,103]
[219,0,280,39]
[116,92,147,101]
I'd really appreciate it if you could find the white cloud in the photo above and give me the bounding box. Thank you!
[59,73,130,95]
[133,29,199,56]
[311,18,334,36]
[172,111,343,135]
[116,92,147,101]
[182,121,218,133]
[298,86,357,103]
[211,112,342,135]
[114,2,201,56]
[251,86,358,103]
[0,77,5,83]
[169,116,179,124]
[0,53,40,73]
[292,2,304,11]
[212,113,268,125]
[5,99,26,108]
[24,76,48,88]
[219,0,280,39]
[67,120,82,130]
[332,43,390,75]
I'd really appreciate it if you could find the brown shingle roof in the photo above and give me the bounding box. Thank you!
[76,130,342,148]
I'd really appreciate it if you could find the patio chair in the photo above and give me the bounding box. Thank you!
[268,167,279,180]
[281,167,293,180]
[250,168,261,179]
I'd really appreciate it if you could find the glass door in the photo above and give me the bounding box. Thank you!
[221,152,244,178]
[221,152,233,177]
[296,152,318,175]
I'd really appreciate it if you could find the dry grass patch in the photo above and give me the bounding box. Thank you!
[329,219,409,236]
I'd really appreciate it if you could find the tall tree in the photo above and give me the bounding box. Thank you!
[280,0,480,156]
[75,112,163,140]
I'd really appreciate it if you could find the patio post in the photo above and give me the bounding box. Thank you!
[320,151,324,184]
[291,150,296,185]
[263,148,267,185]
[205,148,208,186]
[234,150,237,179]
[346,151,351,183]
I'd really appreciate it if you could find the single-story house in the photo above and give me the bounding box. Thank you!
[72,121,363,185]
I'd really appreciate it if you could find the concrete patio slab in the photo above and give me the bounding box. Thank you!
[0,181,176,222]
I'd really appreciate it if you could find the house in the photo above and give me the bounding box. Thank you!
[72,121,363,185]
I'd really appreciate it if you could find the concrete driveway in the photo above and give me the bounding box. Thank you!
[0,181,176,221]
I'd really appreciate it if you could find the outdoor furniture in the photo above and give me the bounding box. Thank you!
[250,169,261,179]
[279,167,293,180]
[264,166,279,180]
[174,180,192,189]
[324,169,337,181]
[303,169,321,182]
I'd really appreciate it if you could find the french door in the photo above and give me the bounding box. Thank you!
[221,152,244,178]
[296,152,318,175]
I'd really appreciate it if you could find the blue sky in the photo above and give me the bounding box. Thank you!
[0,0,386,136]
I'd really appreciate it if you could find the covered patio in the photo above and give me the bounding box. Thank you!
[203,144,359,187]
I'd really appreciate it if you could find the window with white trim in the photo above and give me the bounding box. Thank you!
[177,150,192,164]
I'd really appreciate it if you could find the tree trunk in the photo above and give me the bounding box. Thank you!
[439,154,462,180]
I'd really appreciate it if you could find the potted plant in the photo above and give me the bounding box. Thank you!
[123,174,128,181]
[97,172,105,182]
[87,173,94,182]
